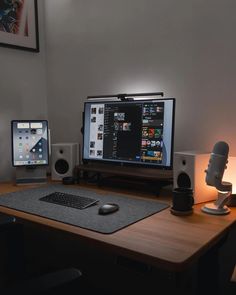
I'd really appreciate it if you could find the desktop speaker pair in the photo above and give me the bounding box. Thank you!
[173,151,218,204]
[51,143,79,181]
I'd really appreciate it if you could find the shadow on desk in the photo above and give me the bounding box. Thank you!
[1,182,236,295]
[15,223,197,295]
[1,217,235,295]
[219,223,236,295]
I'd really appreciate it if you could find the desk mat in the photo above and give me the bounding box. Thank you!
[0,185,169,234]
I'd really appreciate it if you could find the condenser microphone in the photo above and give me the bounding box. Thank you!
[205,141,231,191]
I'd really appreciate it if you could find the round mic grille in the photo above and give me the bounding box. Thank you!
[212,141,229,156]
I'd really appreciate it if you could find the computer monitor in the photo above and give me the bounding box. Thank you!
[11,120,49,167]
[82,98,175,169]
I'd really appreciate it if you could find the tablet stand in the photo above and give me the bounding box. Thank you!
[15,166,47,185]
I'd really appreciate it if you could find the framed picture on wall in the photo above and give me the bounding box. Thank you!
[0,0,39,52]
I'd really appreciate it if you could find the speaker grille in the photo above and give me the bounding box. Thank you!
[177,172,191,188]
[55,159,69,175]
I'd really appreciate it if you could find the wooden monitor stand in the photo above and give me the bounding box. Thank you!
[77,163,173,195]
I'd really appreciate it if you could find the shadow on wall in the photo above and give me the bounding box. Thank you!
[0,103,22,181]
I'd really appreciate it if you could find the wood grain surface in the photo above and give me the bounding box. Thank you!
[0,181,235,272]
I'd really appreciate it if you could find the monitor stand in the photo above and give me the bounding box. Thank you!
[15,166,47,185]
[77,163,173,195]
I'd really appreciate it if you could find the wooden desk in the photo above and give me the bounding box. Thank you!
[0,182,235,275]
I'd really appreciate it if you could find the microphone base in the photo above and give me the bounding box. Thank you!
[201,203,230,215]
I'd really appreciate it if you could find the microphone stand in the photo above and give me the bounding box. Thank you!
[202,181,232,215]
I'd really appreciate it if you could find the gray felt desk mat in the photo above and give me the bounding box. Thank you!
[0,185,169,234]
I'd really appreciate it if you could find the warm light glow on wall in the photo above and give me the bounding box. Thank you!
[223,157,236,194]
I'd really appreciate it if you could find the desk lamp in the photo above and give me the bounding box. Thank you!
[202,141,232,215]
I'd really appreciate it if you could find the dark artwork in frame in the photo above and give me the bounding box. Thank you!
[0,0,39,52]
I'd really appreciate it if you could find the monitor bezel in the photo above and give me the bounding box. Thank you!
[11,119,50,167]
[82,98,175,170]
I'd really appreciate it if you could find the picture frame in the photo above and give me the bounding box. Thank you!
[0,0,39,52]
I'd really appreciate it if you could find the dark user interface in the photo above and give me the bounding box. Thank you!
[141,102,164,164]
[102,101,165,164]
[103,104,143,161]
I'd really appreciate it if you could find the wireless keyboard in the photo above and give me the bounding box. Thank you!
[39,192,98,209]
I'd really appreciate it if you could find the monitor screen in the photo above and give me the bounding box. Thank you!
[11,120,49,167]
[83,98,175,169]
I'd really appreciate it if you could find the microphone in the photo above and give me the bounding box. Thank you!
[205,141,231,192]
[202,141,232,215]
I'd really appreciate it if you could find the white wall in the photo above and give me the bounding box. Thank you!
[45,0,236,156]
[2,0,235,181]
[0,1,48,181]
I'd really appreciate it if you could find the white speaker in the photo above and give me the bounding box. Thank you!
[173,151,218,204]
[51,143,78,181]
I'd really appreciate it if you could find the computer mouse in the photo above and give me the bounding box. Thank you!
[98,203,119,215]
